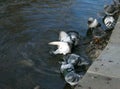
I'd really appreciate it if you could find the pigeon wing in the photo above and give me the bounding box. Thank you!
[48,41,66,47]
[59,31,69,41]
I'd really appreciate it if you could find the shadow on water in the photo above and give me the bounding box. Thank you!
[0,0,112,89]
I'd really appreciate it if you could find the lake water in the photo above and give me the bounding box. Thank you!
[0,0,112,89]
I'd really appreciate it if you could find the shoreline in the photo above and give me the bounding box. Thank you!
[75,15,120,89]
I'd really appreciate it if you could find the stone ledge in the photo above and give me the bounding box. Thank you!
[75,16,120,89]
[75,73,120,89]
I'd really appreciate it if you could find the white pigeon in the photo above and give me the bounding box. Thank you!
[88,17,99,29]
[48,41,71,55]
[59,31,80,46]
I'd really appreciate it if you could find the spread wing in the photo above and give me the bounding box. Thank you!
[48,41,67,47]
[59,31,72,43]
[59,31,69,41]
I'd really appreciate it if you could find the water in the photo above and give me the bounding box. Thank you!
[0,0,112,89]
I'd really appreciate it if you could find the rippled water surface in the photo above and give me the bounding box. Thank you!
[0,0,112,89]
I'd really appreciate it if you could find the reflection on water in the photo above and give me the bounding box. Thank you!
[0,0,112,89]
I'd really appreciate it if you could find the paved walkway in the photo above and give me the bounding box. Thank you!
[75,16,120,89]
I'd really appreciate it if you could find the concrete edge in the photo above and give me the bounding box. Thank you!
[75,16,120,89]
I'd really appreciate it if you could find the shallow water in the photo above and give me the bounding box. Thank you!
[0,0,112,89]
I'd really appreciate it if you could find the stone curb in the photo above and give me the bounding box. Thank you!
[75,16,120,89]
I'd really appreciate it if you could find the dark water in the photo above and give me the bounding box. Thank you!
[0,0,112,89]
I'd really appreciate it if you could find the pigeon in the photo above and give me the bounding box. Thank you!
[87,17,106,43]
[60,62,82,86]
[60,61,74,75]
[104,4,119,16]
[87,17,99,29]
[67,31,80,46]
[87,17,101,36]
[113,0,120,9]
[59,31,80,47]
[63,53,90,66]
[48,31,80,55]
[65,71,83,86]
[103,15,116,29]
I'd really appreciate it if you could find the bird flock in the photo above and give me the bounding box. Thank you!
[48,0,120,86]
